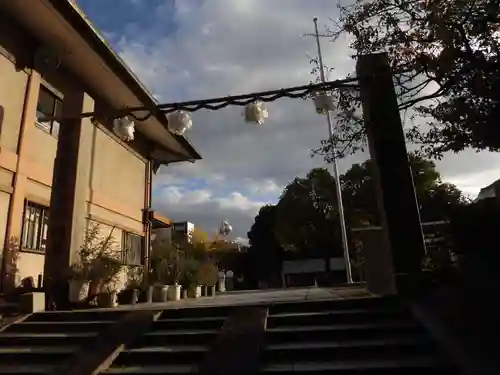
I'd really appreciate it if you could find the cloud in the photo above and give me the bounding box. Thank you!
[78,0,500,238]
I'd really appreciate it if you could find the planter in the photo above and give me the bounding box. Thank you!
[182,289,188,299]
[187,285,202,299]
[209,285,216,297]
[202,285,208,297]
[69,280,90,303]
[145,285,154,303]
[137,290,148,303]
[117,289,138,305]
[153,285,169,302]
[218,279,226,293]
[97,291,117,308]
[167,284,181,301]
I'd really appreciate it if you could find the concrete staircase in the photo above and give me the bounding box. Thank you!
[260,297,456,374]
[0,295,458,374]
[0,310,126,375]
[103,306,231,374]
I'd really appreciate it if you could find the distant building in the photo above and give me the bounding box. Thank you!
[172,221,195,244]
[151,220,195,251]
[476,179,500,201]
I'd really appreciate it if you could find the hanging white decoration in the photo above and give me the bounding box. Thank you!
[167,110,193,136]
[218,220,233,237]
[243,101,268,125]
[113,117,135,141]
[313,92,335,115]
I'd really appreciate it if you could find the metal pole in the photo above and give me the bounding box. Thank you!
[313,17,353,284]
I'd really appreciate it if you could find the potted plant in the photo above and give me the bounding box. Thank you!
[118,266,143,305]
[68,224,122,306]
[197,262,218,297]
[149,246,171,302]
[91,254,122,308]
[3,237,20,294]
[181,257,200,298]
[166,245,183,301]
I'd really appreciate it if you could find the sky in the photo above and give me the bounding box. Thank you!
[76,0,500,243]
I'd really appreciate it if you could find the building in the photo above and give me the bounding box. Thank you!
[0,1,201,291]
[476,179,500,201]
[172,221,195,244]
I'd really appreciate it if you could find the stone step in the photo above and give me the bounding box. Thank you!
[265,336,431,350]
[0,331,97,346]
[268,297,400,315]
[103,364,197,374]
[260,357,453,374]
[114,344,209,366]
[0,364,54,374]
[154,316,226,330]
[4,320,112,333]
[134,328,219,347]
[158,306,230,320]
[267,308,410,327]
[261,336,438,363]
[144,328,219,336]
[25,310,126,323]
[265,321,424,343]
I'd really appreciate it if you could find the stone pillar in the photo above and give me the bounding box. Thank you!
[356,53,426,295]
[44,87,94,308]
[352,227,395,295]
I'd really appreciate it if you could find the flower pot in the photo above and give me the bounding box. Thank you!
[209,285,216,297]
[97,291,117,308]
[187,285,202,299]
[145,285,154,303]
[167,284,181,301]
[313,93,334,114]
[202,285,208,296]
[182,289,188,299]
[152,285,163,302]
[69,280,89,303]
[117,289,137,305]
[153,285,169,302]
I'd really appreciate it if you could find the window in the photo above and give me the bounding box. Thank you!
[36,85,62,137]
[21,202,50,252]
[122,232,144,266]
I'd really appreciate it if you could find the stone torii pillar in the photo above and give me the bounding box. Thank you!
[356,52,426,296]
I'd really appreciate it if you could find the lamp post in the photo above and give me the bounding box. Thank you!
[310,17,353,284]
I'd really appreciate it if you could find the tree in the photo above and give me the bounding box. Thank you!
[245,205,285,287]
[340,153,469,226]
[275,168,343,271]
[191,228,210,250]
[314,0,500,160]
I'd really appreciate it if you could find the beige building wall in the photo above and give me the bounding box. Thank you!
[86,124,147,291]
[0,50,26,152]
[88,123,146,235]
[0,25,148,291]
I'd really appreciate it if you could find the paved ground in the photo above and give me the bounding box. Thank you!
[57,286,374,313]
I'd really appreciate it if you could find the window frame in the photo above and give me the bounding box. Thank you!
[121,231,144,266]
[21,201,50,253]
[35,85,62,138]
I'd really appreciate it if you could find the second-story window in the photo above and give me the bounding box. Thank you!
[36,85,62,137]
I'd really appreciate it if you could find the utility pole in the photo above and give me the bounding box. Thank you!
[309,17,353,284]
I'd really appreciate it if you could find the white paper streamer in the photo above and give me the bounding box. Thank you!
[243,101,269,125]
[113,117,135,141]
[313,92,335,115]
[167,110,193,136]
